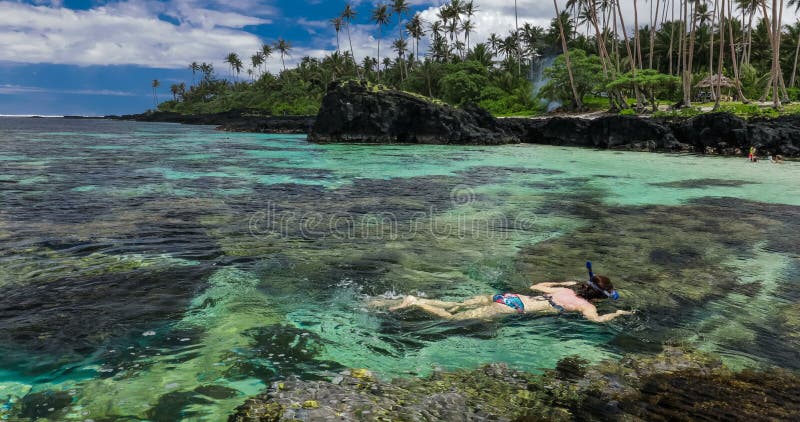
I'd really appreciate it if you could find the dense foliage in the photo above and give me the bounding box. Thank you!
[154,0,800,116]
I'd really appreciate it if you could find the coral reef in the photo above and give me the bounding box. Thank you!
[229,348,800,421]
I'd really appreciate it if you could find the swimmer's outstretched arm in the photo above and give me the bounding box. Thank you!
[581,306,633,323]
[530,281,578,293]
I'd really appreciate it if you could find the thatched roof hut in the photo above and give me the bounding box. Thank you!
[695,74,738,88]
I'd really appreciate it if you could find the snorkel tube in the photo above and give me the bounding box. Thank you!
[586,261,620,300]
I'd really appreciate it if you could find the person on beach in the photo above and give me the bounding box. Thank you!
[380,264,633,323]
[748,146,756,162]
[774,155,785,164]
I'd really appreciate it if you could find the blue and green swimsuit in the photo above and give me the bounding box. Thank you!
[493,294,525,313]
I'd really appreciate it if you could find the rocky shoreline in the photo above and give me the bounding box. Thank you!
[106,110,314,134]
[309,81,800,156]
[106,81,800,157]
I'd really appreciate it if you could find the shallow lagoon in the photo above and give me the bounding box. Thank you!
[0,118,798,420]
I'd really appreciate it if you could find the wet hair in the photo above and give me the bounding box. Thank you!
[577,275,615,300]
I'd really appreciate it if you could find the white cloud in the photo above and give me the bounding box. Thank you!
[0,1,269,68]
[0,84,136,96]
[1,0,794,74]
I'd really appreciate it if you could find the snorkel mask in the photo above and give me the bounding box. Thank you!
[586,261,620,300]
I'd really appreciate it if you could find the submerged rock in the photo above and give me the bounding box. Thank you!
[229,348,800,421]
[308,81,519,145]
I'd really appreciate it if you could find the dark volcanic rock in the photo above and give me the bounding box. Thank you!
[110,110,314,134]
[666,112,800,156]
[668,112,748,154]
[308,81,519,144]
[745,114,800,157]
[504,112,800,156]
[505,115,682,151]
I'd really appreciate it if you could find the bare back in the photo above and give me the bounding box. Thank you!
[542,288,592,313]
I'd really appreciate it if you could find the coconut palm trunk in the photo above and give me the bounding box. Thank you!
[668,0,676,75]
[554,0,582,109]
[681,0,691,106]
[727,0,748,102]
[649,0,661,69]
[515,0,521,76]
[713,0,725,111]
[615,0,643,107]
[791,24,800,88]
[686,1,699,103]
[588,3,610,76]
[771,0,781,107]
[757,0,777,104]
[633,0,642,69]
[709,0,716,89]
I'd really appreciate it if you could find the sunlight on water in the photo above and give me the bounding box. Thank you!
[0,118,798,420]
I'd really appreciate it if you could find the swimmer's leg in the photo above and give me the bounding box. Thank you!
[408,303,455,319]
[373,296,458,310]
[413,298,462,308]
[453,304,513,320]
[388,296,455,319]
[447,295,492,312]
[367,298,402,309]
[389,295,418,311]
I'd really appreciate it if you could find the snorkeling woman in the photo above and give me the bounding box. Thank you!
[384,263,633,323]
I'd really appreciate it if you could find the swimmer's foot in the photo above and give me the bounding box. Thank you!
[389,295,418,311]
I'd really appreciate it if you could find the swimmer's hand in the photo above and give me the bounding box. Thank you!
[560,281,578,286]
[616,310,634,316]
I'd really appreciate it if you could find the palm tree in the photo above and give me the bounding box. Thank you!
[342,3,359,76]
[151,79,160,108]
[464,0,478,21]
[632,0,641,69]
[392,0,410,77]
[488,33,502,55]
[736,0,759,66]
[467,43,495,67]
[275,38,291,72]
[713,0,726,110]
[727,0,749,102]
[189,61,199,86]
[251,53,265,78]
[406,13,425,60]
[392,38,408,81]
[648,0,662,69]
[461,19,475,51]
[199,63,213,83]
[392,0,410,41]
[788,0,800,88]
[224,52,240,80]
[233,57,244,81]
[361,55,376,77]
[553,0,581,109]
[169,83,180,101]
[372,4,392,80]
[499,33,518,60]
[514,0,521,74]
[261,44,273,75]
[331,17,344,52]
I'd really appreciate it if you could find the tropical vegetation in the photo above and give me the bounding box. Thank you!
[155,0,800,117]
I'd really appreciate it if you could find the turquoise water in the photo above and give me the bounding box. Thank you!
[0,118,798,421]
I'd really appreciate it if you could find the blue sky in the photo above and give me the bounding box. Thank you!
[0,0,559,115]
